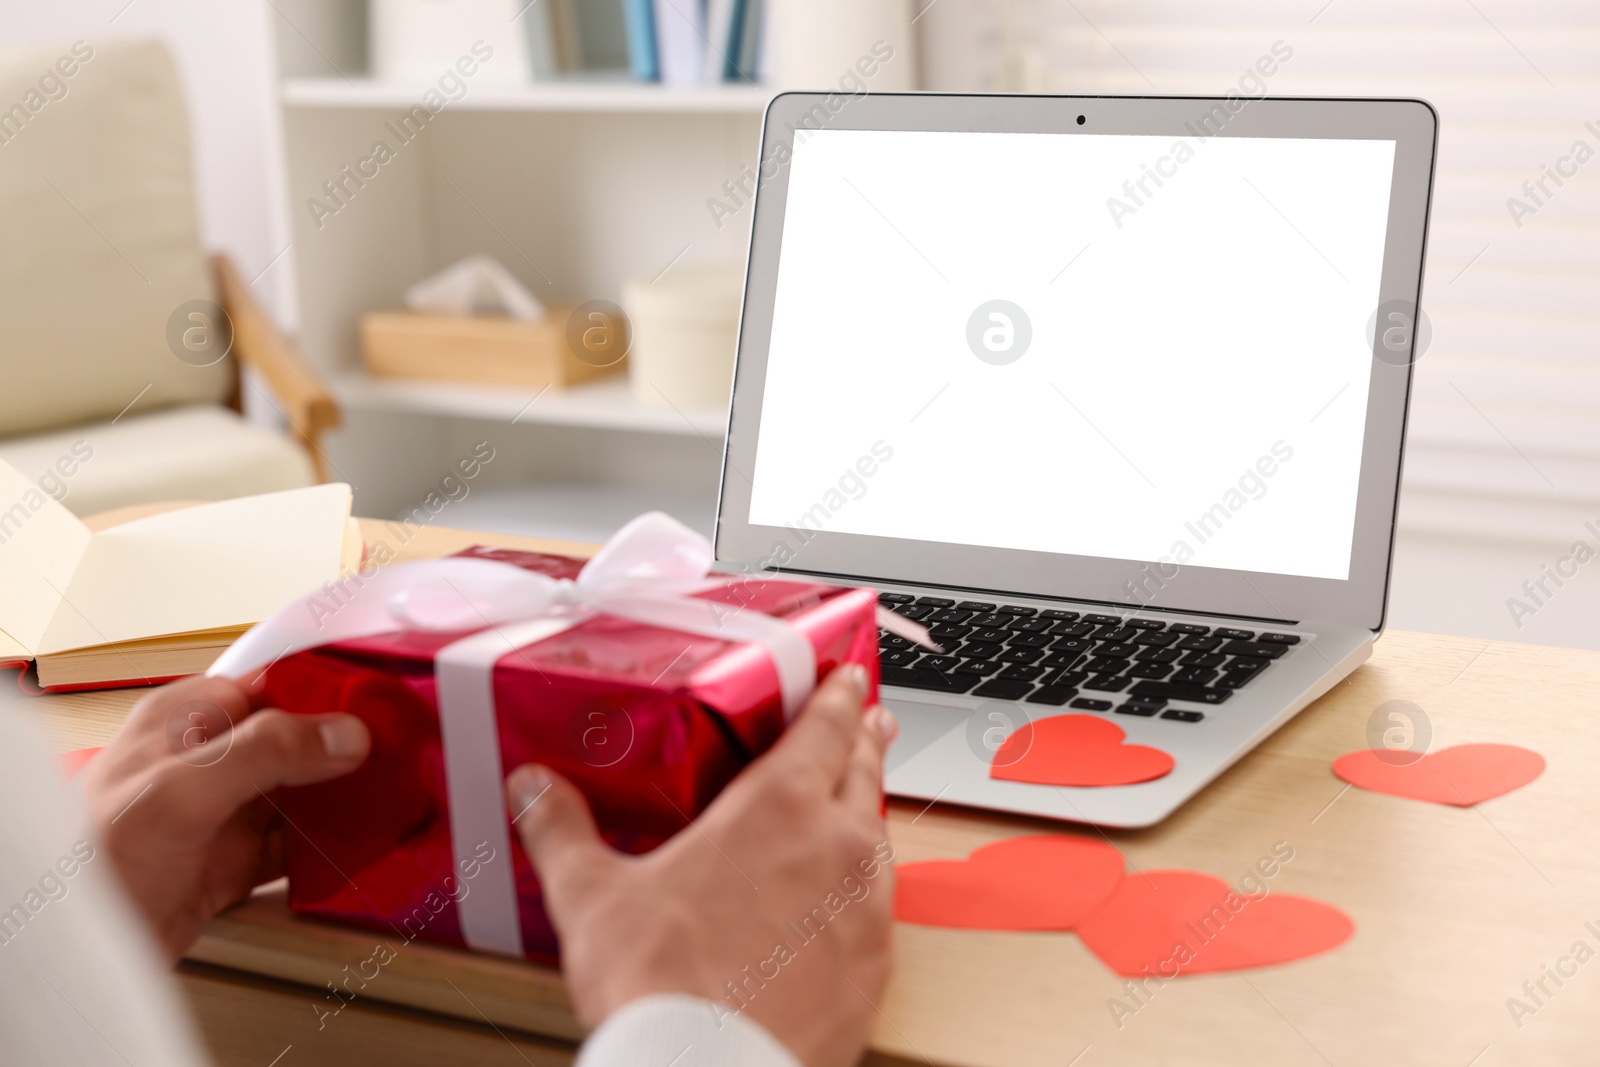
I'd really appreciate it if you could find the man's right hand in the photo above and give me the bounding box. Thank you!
[504,664,898,1067]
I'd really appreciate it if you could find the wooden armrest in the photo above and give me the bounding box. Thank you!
[212,253,342,482]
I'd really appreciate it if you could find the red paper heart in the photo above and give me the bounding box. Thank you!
[990,714,1174,787]
[894,835,1125,930]
[1077,870,1353,977]
[1332,743,1544,806]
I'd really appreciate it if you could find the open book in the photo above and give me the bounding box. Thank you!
[0,461,359,691]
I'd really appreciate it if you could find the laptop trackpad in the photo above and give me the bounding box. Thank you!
[883,698,970,773]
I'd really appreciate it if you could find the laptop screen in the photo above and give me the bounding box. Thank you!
[746,128,1397,584]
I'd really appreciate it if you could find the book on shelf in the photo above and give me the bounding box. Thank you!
[573,0,632,73]
[703,0,738,83]
[520,0,766,86]
[545,0,585,72]
[0,462,360,691]
[706,0,761,83]
[532,0,640,80]
[522,0,564,79]
[653,0,705,87]
[733,0,764,82]
[622,0,659,81]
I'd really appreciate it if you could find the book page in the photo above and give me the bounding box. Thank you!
[37,483,353,655]
[0,461,92,655]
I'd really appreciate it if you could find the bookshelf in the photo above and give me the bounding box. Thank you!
[268,0,762,540]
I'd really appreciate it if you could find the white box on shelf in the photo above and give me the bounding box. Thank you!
[623,262,743,409]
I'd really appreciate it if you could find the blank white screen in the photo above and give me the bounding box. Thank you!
[747,128,1395,581]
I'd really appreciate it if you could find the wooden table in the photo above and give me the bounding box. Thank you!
[23,519,1600,1067]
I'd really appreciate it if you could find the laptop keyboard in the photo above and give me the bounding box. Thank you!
[876,593,1300,723]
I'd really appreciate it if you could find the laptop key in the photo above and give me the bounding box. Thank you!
[1129,680,1232,704]
[1093,626,1140,643]
[1039,609,1080,621]
[928,623,973,641]
[971,627,1010,643]
[915,596,955,607]
[1220,640,1287,660]
[1095,642,1140,659]
[881,649,921,667]
[956,659,998,675]
[1133,631,1179,647]
[956,601,996,612]
[997,647,1045,665]
[1051,621,1097,637]
[878,592,915,605]
[974,678,1034,700]
[1176,635,1223,651]
[1136,647,1182,664]
[1084,656,1131,674]
[1229,656,1270,673]
[956,641,1004,660]
[1116,701,1163,717]
[1026,686,1078,706]
[880,666,981,694]
[1215,628,1256,641]
[895,605,937,621]
[1125,619,1165,630]
[1006,632,1052,649]
[1182,651,1226,668]
[969,613,1011,628]
[1085,674,1129,692]
[1215,672,1256,689]
[1005,617,1052,633]
[1126,662,1174,680]
[918,655,963,672]
[1043,668,1090,688]
[1071,698,1113,711]
[997,605,1038,616]
[997,664,1046,682]
[1172,667,1218,685]
[1050,638,1094,654]
[929,609,975,624]
[1041,652,1085,672]
[1260,632,1301,644]
[1083,614,1122,625]
[1168,623,1210,635]
[1162,709,1205,723]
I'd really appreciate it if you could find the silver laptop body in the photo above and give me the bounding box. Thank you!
[715,92,1437,827]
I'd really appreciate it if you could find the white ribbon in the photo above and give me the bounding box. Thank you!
[208,512,930,956]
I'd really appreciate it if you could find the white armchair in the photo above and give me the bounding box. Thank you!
[0,38,338,514]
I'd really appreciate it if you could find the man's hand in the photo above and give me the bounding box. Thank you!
[82,674,371,962]
[505,664,898,1067]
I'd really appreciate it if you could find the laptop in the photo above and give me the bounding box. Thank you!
[714,93,1437,828]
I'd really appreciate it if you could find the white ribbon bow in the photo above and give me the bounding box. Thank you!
[208,512,930,956]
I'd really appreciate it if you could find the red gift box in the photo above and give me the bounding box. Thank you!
[253,541,881,963]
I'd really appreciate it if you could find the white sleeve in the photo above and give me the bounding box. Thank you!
[0,706,211,1067]
[576,994,803,1067]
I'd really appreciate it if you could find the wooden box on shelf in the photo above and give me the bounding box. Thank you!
[360,308,625,390]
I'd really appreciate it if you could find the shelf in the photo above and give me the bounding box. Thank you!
[283,77,773,115]
[332,373,729,438]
